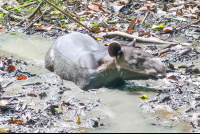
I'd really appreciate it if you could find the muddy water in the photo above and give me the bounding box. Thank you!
[0,33,185,133]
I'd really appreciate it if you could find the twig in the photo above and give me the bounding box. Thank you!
[27,1,43,20]
[23,8,51,33]
[141,11,150,24]
[103,31,178,44]
[10,1,38,12]
[43,0,91,31]
[175,19,200,31]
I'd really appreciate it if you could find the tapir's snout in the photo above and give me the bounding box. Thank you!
[143,58,166,77]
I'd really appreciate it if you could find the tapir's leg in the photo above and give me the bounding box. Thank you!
[45,48,55,72]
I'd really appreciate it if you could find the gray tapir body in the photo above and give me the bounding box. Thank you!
[45,32,166,90]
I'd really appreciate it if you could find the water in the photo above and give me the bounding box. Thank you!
[0,33,186,133]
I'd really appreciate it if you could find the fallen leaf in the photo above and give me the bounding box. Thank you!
[8,120,23,125]
[140,94,148,99]
[173,18,187,22]
[33,23,42,27]
[90,27,101,33]
[10,33,17,35]
[127,29,136,33]
[88,3,100,11]
[152,25,164,30]
[127,18,137,30]
[0,100,8,106]
[0,128,7,133]
[96,37,101,40]
[7,65,15,71]
[166,75,178,82]
[0,27,5,32]
[45,25,54,31]
[169,5,184,11]
[17,76,27,80]
[77,117,81,124]
[108,28,118,32]
[116,23,123,28]
[183,14,197,19]
[28,93,37,97]
[102,28,107,32]
[176,9,183,16]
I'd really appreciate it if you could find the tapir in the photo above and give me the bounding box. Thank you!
[45,32,166,90]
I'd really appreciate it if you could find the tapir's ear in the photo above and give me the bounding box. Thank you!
[127,38,136,47]
[108,42,121,57]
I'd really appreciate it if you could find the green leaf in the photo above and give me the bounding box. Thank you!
[60,23,66,28]
[126,17,133,20]
[55,108,62,113]
[80,18,84,21]
[59,15,63,19]
[152,25,164,30]
[6,6,11,10]
[52,3,56,5]
[10,33,17,35]
[0,13,3,17]
[93,23,99,27]
[17,8,22,11]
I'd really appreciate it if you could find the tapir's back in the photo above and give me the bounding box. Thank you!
[51,32,101,61]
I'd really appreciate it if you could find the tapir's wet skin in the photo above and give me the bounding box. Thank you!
[45,32,166,90]
[0,33,191,132]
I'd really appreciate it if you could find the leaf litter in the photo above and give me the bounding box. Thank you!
[0,0,200,132]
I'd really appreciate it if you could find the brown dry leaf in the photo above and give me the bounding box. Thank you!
[108,28,118,32]
[169,5,184,11]
[135,6,148,13]
[77,117,81,125]
[116,23,123,28]
[90,27,101,33]
[45,25,54,31]
[144,3,151,7]
[176,9,183,16]
[102,28,107,32]
[127,29,136,34]
[189,5,193,10]
[166,75,178,82]
[28,93,37,97]
[0,100,8,106]
[127,18,137,30]
[183,14,197,19]
[8,120,23,125]
[119,0,129,5]
[88,3,101,11]
[0,27,5,32]
[160,34,170,40]
[0,128,7,133]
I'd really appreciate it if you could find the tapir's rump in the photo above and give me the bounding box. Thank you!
[45,32,166,90]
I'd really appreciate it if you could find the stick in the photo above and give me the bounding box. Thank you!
[141,11,150,24]
[175,19,200,31]
[23,8,51,33]
[103,31,178,44]
[27,1,43,20]
[43,0,91,31]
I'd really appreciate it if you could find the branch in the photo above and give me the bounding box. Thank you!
[43,0,91,31]
[23,8,51,33]
[103,31,178,44]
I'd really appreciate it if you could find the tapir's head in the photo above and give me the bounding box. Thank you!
[107,42,166,78]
